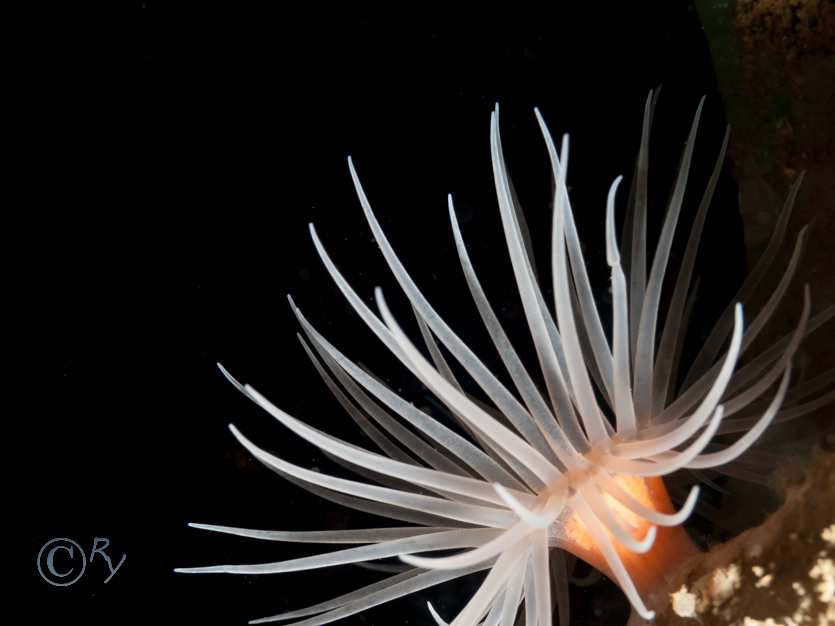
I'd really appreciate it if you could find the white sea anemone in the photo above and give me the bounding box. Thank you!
[177,94,833,625]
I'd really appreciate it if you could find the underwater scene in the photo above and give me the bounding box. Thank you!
[18,3,834,625]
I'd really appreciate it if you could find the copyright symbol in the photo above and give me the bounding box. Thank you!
[37,538,86,586]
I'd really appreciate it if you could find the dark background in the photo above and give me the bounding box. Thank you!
[16,4,745,625]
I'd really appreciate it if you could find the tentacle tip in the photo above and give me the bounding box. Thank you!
[641,525,658,552]
[399,554,422,568]
[373,286,388,312]
[733,302,744,327]
[217,363,245,390]
[447,195,456,215]
[427,601,449,626]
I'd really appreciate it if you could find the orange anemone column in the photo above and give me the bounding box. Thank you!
[557,475,701,610]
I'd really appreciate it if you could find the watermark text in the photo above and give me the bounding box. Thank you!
[37,537,126,586]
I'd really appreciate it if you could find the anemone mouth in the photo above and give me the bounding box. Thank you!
[178,94,834,626]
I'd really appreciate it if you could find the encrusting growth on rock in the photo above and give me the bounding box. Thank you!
[628,450,835,626]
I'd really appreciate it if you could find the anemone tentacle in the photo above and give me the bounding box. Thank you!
[178,95,831,625]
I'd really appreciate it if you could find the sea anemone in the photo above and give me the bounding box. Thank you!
[177,93,831,625]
